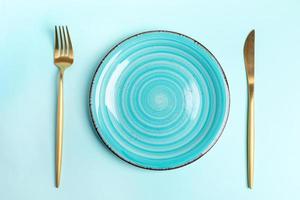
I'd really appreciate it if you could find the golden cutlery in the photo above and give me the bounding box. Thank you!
[243,30,255,189]
[54,26,74,188]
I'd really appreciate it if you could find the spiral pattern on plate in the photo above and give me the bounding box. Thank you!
[90,31,230,170]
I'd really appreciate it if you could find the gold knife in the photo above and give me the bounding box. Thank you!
[244,30,255,189]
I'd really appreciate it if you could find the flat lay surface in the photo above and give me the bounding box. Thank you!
[0,0,299,199]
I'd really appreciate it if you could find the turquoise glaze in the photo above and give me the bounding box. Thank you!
[90,31,230,169]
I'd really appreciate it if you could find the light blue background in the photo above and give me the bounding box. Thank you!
[0,0,299,199]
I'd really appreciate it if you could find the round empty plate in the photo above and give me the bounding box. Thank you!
[89,31,230,170]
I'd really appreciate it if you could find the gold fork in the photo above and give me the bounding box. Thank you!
[54,26,74,188]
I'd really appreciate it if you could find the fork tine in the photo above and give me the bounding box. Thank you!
[62,26,68,56]
[66,26,73,58]
[59,26,63,56]
[54,26,59,58]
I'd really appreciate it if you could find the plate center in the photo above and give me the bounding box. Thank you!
[147,86,173,112]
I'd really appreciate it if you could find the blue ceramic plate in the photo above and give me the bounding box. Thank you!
[89,31,230,170]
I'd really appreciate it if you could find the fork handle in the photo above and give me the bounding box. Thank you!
[247,84,254,189]
[56,70,64,188]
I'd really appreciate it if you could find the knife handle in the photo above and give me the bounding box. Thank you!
[247,84,254,189]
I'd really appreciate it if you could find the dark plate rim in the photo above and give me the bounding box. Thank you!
[88,30,231,170]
